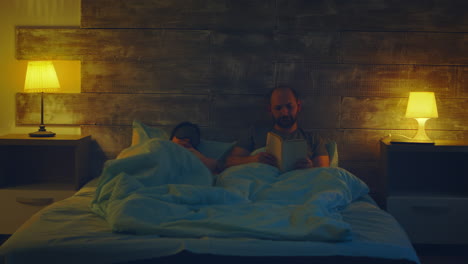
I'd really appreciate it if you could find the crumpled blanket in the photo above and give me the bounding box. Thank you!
[90,138,369,242]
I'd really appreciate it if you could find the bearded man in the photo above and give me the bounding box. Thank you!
[225,85,330,169]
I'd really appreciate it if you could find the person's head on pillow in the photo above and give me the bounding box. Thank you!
[170,121,201,149]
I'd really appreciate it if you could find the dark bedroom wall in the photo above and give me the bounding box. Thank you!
[15,0,468,204]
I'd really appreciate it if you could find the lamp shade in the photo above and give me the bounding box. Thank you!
[405,92,438,118]
[24,61,60,92]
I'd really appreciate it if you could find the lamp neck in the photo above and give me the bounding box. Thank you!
[40,92,44,125]
[412,118,432,142]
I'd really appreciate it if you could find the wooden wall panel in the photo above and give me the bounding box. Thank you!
[211,32,276,93]
[210,94,271,129]
[17,28,210,61]
[402,65,458,98]
[17,28,83,60]
[211,94,340,129]
[299,96,341,129]
[341,97,408,129]
[342,32,408,64]
[340,130,390,162]
[337,0,468,32]
[341,97,468,130]
[428,130,468,141]
[211,59,275,94]
[342,32,468,65]
[16,93,211,126]
[459,66,468,98]
[276,0,340,31]
[212,32,275,59]
[276,63,457,97]
[83,0,468,32]
[275,32,340,63]
[305,129,344,145]
[82,61,213,93]
[278,0,468,32]
[437,99,468,130]
[81,0,276,31]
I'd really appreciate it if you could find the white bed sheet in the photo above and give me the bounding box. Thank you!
[0,178,420,264]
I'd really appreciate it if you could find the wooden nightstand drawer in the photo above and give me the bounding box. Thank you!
[387,196,468,244]
[0,186,75,234]
[0,134,91,190]
[0,134,91,235]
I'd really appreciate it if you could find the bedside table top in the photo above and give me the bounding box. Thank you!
[381,137,468,152]
[381,137,468,146]
[0,134,91,146]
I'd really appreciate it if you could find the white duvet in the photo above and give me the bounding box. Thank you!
[90,138,369,241]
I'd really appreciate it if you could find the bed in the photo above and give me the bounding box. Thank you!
[0,121,420,264]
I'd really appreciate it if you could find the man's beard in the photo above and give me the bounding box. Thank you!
[275,115,297,129]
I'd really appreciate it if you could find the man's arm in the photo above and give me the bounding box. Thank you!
[225,146,277,168]
[313,155,330,167]
[187,147,219,173]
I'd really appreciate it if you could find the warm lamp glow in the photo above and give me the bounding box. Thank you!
[24,61,61,137]
[405,92,438,118]
[405,92,438,143]
[24,61,60,93]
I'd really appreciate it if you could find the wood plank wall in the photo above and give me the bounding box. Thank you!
[16,0,468,205]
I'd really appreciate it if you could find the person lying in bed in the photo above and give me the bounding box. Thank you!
[170,121,220,174]
[225,85,330,170]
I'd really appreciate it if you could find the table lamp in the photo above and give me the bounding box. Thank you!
[404,92,438,143]
[24,61,60,137]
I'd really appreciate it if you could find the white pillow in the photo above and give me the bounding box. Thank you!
[130,120,235,160]
[326,141,339,168]
[131,120,168,146]
[197,139,236,160]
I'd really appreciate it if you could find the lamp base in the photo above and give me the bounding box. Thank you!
[29,125,55,137]
[391,117,435,144]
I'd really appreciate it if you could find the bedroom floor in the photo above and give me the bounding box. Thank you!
[420,256,468,264]
[415,244,468,264]
[0,235,467,264]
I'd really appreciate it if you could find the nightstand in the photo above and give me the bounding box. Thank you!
[380,138,468,244]
[0,134,91,234]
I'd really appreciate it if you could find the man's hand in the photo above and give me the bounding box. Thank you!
[294,157,314,170]
[172,137,194,149]
[252,152,277,167]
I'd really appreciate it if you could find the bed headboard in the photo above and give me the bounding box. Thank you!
[15,0,468,205]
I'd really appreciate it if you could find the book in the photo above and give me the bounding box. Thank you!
[265,132,308,172]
